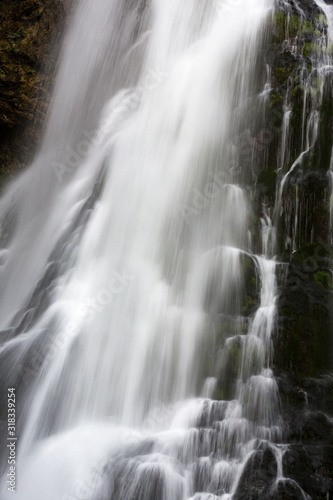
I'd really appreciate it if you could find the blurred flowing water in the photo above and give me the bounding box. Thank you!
[0,0,311,498]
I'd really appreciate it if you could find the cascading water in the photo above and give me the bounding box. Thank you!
[275,0,333,251]
[0,0,331,499]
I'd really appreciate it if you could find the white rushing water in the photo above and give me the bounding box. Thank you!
[0,0,293,498]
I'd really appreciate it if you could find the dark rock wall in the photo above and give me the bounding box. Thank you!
[0,0,72,185]
[262,2,333,497]
[210,1,333,496]
[261,0,333,381]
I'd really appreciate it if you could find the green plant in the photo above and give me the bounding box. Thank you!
[314,270,333,289]
[269,93,283,109]
[24,66,37,74]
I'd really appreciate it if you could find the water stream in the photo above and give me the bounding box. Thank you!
[0,0,329,499]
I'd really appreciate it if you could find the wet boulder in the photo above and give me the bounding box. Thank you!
[234,446,278,500]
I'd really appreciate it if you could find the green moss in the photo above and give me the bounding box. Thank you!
[299,20,315,34]
[273,12,302,41]
[274,11,286,41]
[250,276,257,287]
[293,243,321,263]
[292,85,303,99]
[250,212,260,225]
[312,76,323,93]
[269,93,283,109]
[302,42,332,57]
[215,388,225,401]
[316,14,328,25]
[288,15,300,37]
[273,12,318,43]
[323,43,333,55]
[8,28,27,39]
[274,67,292,86]
[303,43,318,57]
[242,294,254,314]
[314,270,333,290]
[24,66,37,75]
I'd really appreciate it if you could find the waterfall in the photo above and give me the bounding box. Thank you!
[0,0,330,499]
[275,0,333,251]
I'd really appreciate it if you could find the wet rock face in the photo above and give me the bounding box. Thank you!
[246,2,333,496]
[0,0,72,183]
[274,372,333,499]
[283,445,333,499]
[275,242,333,380]
[248,0,333,383]
[234,446,278,500]
[232,372,333,499]
[280,170,331,251]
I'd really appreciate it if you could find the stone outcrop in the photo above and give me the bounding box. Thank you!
[0,0,72,185]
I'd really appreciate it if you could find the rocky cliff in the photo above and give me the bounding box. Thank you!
[0,0,71,185]
[255,1,333,496]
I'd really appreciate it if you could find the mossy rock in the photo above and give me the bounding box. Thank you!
[0,0,71,184]
[275,306,331,381]
[314,270,333,290]
[272,66,292,87]
[275,242,333,380]
[257,167,277,200]
[273,11,287,43]
[216,335,243,401]
[280,169,330,251]
[240,254,260,316]
[272,9,321,44]
[214,315,248,346]
[293,243,320,262]
[269,92,284,109]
